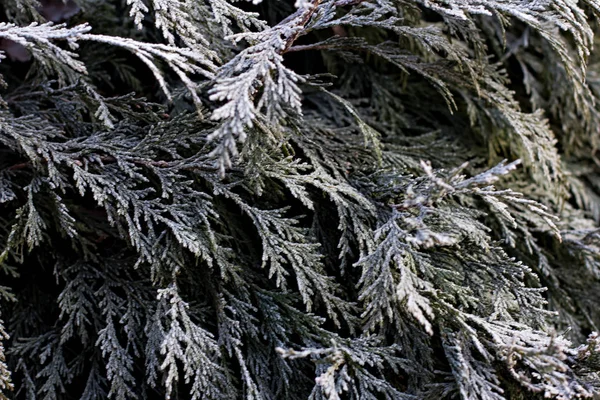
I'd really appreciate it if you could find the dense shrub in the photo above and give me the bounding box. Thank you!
[3,0,600,399]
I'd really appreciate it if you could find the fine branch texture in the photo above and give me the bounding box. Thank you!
[3,0,600,399]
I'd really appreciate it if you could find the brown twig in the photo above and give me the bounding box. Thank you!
[282,0,323,54]
[7,162,31,171]
[286,43,341,53]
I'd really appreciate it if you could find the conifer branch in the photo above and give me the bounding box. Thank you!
[2,1,600,399]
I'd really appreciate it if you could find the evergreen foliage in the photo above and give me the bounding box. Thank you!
[3,0,600,398]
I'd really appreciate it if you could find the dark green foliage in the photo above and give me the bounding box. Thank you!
[2,0,600,399]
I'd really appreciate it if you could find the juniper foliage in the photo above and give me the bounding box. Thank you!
[3,0,600,399]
